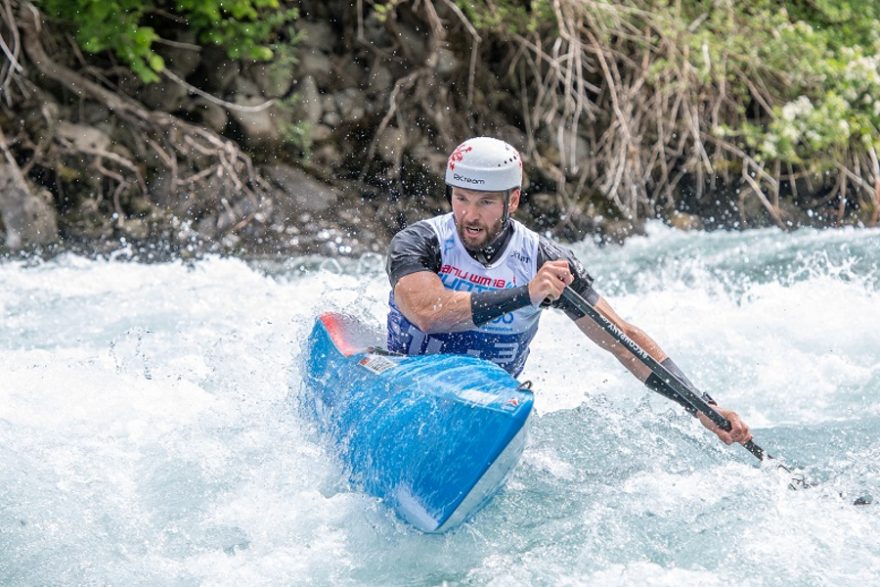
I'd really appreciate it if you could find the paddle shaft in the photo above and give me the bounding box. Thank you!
[560,287,768,462]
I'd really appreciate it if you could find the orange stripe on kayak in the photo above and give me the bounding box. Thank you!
[319,312,358,356]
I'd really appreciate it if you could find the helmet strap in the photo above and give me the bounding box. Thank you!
[501,189,511,226]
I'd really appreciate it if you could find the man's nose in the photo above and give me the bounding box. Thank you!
[458,202,475,219]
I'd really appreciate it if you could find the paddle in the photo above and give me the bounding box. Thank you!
[559,286,873,505]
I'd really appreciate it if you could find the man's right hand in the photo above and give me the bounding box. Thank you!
[697,407,753,446]
[528,259,573,305]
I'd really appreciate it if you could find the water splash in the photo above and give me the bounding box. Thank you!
[1,224,878,585]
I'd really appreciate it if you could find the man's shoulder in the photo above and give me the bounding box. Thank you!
[532,232,589,273]
[507,218,542,246]
[392,214,450,239]
[387,216,447,285]
[507,219,558,255]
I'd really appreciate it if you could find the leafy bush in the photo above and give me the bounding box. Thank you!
[37,0,298,82]
[453,1,880,175]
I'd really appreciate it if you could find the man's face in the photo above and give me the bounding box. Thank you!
[451,187,520,250]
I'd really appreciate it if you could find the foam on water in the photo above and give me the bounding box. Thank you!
[1,224,878,586]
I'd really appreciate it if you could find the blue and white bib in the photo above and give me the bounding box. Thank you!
[387,214,543,376]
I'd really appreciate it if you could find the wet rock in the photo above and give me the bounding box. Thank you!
[737,182,775,228]
[436,48,459,75]
[122,217,150,240]
[250,60,296,99]
[321,94,336,113]
[189,98,228,134]
[230,79,282,143]
[368,63,394,94]
[157,31,201,79]
[0,169,58,249]
[494,125,529,153]
[322,111,342,127]
[56,121,112,152]
[669,211,703,231]
[377,126,407,164]
[311,124,333,142]
[410,140,448,172]
[298,21,337,53]
[263,164,339,216]
[293,76,324,126]
[67,197,113,241]
[81,103,112,126]
[233,101,284,143]
[600,219,644,245]
[201,46,241,93]
[395,22,429,65]
[363,13,392,48]
[336,56,366,89]
[314,143,343,169]
[139,79,189,113]
[299,50,334,89]
[147,173,173,208]
[335,89,366,122]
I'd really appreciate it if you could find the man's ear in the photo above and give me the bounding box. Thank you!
[508,188,522,214]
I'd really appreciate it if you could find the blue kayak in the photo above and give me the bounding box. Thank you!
[302,312,534,533]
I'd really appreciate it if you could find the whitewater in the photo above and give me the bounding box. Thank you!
[1,223,878,586]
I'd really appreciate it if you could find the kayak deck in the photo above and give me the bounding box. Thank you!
[303,312,534,532]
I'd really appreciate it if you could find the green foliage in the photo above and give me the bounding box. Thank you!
[372,0,556,32]
[37,0,298,83]
[667,1,879,167]
[786,0,880,49]
[450,0,556,35]
[675,2,880,166]
[371,0,401,23]
[555,1,880,168]
[273,94,312,155]
[752,49,880,164]
[366,0,880,175]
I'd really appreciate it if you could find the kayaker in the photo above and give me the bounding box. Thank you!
[385,136,751,446]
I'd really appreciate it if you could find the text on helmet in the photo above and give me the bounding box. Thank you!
[453,173,486,185]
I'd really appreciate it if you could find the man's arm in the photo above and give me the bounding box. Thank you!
[393,271,475,333]
[394,259,576,334]
[572,295,752,445]
[572,297,665,381]
[387,221,476,333]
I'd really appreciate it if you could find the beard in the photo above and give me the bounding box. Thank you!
[455,216,505,251]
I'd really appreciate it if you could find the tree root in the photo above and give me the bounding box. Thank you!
[16,1,270,235]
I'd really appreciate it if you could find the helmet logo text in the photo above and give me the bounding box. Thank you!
[453,173,485,185]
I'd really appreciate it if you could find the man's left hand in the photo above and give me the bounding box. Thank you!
[697,407,752,445]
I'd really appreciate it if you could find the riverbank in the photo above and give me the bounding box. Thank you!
[2,1,879,256]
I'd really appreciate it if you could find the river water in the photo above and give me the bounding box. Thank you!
[1,223,878,586]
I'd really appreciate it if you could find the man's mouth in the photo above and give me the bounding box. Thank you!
[464,225,483,236]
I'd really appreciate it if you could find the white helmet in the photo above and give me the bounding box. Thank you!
[445,137,522,192]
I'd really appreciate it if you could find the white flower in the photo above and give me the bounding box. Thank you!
[844,55,880,85]
[781,96,813,121]
[781,125,800,141]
